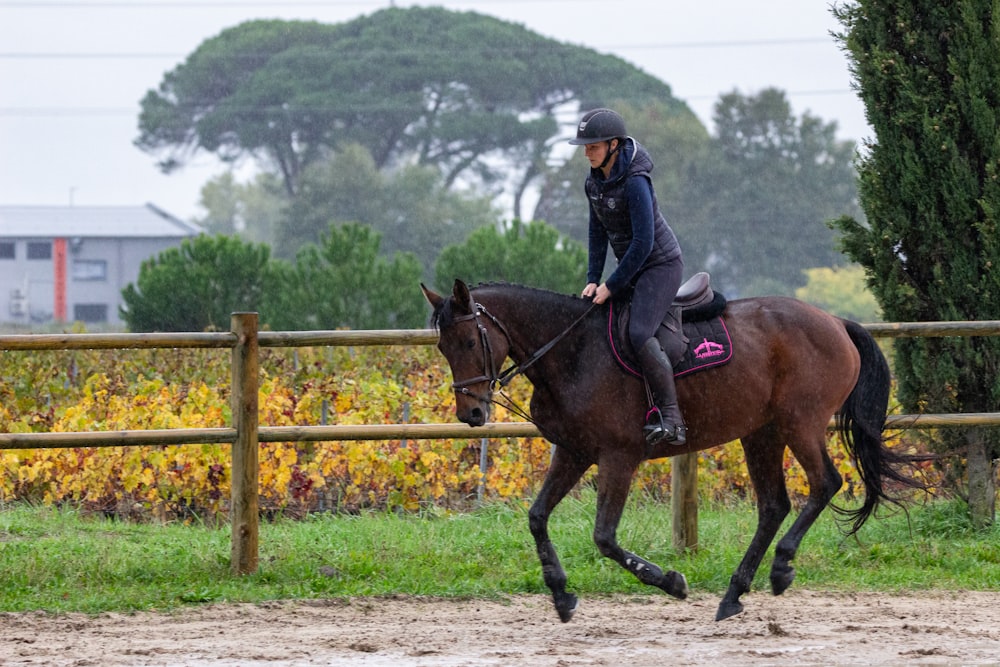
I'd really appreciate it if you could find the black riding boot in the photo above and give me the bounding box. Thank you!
[636,337,687,446]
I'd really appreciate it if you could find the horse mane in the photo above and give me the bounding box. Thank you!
[431,281,591,331]
[471,281,585,303]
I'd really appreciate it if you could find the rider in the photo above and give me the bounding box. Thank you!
[570,108,686,446]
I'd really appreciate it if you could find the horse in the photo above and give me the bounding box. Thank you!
[421,278,919,622]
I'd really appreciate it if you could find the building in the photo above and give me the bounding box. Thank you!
[0,204,202,328]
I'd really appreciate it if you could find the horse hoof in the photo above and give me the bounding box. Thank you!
[715,599,744,621]
[555,592,578,623]
[770,566,795,596]
[662,570,689,600]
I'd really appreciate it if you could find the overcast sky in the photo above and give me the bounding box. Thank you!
[0,0,866,221]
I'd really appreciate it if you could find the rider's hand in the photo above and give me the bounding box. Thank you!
[582,283,610,304]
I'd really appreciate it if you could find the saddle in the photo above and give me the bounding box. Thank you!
[610,272,733,378]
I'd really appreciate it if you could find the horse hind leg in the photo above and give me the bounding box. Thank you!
[717,428,791,621]
[592,455,689,601]
[769,441,842,597]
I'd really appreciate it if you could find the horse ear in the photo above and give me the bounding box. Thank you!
[420,283,444,309]
[452,279,474,315]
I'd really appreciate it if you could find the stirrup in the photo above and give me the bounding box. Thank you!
[643,408,687,446]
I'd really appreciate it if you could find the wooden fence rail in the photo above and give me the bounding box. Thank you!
[5,413,1000,451]
[2,316,1000,573]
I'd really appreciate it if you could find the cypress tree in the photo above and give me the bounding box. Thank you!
[834,0,1000,525]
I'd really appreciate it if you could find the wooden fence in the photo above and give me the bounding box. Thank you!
[2,314,1000,574]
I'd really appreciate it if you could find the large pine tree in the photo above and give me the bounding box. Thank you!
[834,0,1000,525]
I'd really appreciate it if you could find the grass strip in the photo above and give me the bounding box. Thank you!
[1,494,997,614]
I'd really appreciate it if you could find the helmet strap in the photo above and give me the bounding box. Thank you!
[598,139,620,170]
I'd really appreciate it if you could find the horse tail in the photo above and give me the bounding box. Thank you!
[834,319,920,535]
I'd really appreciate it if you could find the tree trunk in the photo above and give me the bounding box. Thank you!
[967,430,997,529]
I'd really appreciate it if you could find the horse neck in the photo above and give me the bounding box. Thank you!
[474,285,599,368]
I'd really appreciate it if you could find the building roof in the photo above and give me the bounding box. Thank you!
[0,204,203,238]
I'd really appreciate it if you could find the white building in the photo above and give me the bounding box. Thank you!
[0,204,202,328]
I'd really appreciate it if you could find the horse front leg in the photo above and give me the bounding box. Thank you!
[528,446,591,623]
[593,454,689,600]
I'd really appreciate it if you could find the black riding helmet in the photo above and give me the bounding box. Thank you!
[568,108,627,145]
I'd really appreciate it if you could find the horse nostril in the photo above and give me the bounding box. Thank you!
[469,407,485,426]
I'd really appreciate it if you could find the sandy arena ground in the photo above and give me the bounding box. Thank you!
[3,591,1000,666]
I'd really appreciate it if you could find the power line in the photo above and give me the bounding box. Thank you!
[0,37,831,60]
[0,90,858,118]
[0,53,182,59]
[3,0,601,7]
[0,107,139,117]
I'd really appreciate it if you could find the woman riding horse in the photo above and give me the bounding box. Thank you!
[571,108,686,446]
[423,279,921,622]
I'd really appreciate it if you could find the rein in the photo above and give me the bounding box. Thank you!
[448,300,598,420]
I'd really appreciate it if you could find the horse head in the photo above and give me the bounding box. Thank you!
[422,279,511,427]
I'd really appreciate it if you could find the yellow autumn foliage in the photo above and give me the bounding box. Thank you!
[0,343,929,519]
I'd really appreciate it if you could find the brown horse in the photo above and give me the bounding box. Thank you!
[422,279,917,622]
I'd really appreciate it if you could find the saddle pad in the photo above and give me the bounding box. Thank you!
[674,316,733,377]
[609,307,733,379]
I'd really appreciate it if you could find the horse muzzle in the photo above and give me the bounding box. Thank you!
[458,404,489,427]
[453,385,492,427]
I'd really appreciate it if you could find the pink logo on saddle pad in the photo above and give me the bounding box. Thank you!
[694,338,726,360]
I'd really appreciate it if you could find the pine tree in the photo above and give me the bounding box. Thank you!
[834,0,1000,525]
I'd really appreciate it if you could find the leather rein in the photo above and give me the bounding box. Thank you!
[447,300,598,420]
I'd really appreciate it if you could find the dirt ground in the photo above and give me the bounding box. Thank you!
[3,591,1000,666]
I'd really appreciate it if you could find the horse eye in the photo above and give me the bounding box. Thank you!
[465,337,477,350]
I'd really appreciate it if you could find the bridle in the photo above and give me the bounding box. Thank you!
[444,300,598,420]
[447,303,511,404]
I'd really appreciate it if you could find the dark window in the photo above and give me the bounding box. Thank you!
[27,242,52,260]
[0,242,13,259]
[73,303,108,323]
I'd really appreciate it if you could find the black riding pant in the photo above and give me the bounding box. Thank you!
[626,257,684,353]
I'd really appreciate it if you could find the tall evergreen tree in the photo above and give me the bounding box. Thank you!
[834,0,1000,525]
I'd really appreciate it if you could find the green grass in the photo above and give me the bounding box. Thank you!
[1,495,997,613]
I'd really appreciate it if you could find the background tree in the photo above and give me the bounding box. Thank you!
[532,99,711,250]
[834,0,1000,525]
[195,171,286,247]
[795,265,881,322]
[266,223,425,330]
[136,7,695,219]
[531,93,859,296]
[275,144,499,269]
[678,88,861,296]
[120,235,274,332]
[434,220,586,294]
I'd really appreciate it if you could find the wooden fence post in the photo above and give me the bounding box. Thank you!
[967,430,997,528]
[672,451,698,552]
[230,312,259,575]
